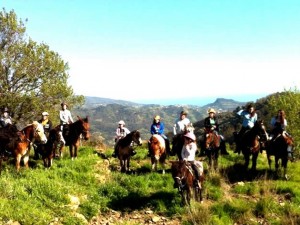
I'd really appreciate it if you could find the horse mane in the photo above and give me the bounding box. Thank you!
[118,130,137,147]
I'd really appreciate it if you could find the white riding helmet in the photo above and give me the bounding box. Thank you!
[118,120,125,125]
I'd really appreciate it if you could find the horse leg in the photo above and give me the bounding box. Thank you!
[69,146,75,160]
[282,157,288,180]
[23,155,29,169]
[15,155,22,171]
[244,152,250,169]
[251,152,258,171]
[127,157,131,172]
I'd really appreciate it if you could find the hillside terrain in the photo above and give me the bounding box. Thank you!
[74,97,246,145]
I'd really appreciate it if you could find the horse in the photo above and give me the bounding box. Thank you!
[204,131,221,171]
[59,116,90,160]
[236,120,268,171]
[149,134,167,174]
[34,126,62,168]
[171,160,204,205]
[265,133,294,180]
[0,122,47,172]
[116,130,142,173]
[171,123,195,159]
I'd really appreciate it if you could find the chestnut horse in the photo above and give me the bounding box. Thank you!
[117,130,142,173]
[204,131,221,171]
[238,120,268,171]
[149,134,167,174]
[171,160,204,205]
[265,133,294,180]
[0,122,47,172]
[59,116,90,160]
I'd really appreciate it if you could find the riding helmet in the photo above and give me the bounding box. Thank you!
[184,132,196,141]
[154,115,160,120]
[118,120,125,125]
[42,111,49,116]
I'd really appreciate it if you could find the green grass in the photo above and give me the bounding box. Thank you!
[0,145,300,224]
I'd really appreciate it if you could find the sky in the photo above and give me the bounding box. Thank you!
[3,0,300,105]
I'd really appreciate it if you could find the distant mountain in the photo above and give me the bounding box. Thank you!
[83,96,143,108]
[74,96,247,146]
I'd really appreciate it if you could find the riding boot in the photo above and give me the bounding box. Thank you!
[147,141,151,157]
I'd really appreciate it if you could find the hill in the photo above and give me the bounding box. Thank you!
[74,97,246,145]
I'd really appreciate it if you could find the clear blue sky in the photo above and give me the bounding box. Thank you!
[3,0,300,105]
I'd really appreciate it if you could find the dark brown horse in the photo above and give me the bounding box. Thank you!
[34,126,62,168]
[171,124,195,160]
[265,133,294,180]
[237,120,268,171]
[0,122,47,172]
[204,131,221,171]
[149,134,167,174]
[171,160,204,205]
[171,133,185,160]
[59,116,90,160]
[117,130,142,173]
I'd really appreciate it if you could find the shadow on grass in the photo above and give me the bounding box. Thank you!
[108,190,180,214]
[219,163,284,183]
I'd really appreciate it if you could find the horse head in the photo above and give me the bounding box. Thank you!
[77,116,90,140]
[31,121,47,144]
[131,130,142,146]
[205,131,220,150]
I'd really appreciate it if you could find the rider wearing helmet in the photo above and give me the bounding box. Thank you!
[202,108,228,155]
[181,132,201,188]
[112,120,136,158]
[148,115,171,157]
[59,102,74,145]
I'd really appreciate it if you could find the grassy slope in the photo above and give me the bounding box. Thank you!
[0,145,299,225]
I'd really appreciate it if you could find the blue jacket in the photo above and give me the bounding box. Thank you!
[150,122,165,135]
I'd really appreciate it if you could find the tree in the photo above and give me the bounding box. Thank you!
[0,9,84,127]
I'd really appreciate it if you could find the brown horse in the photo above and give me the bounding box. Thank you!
[149,134,167,174]
[171,160,204,205]
[265,133,294,180]
[59,116,90,160]
[34,126,62,168]
[204,131,221,171]
[237,120,268,171]
[0,122,47,172]
[117,130,142,173]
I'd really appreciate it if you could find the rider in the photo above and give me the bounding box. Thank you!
[112,120,136,158]
[38,112,53,138]
[270,109,288,139]
[235,104,258,153]
[181,132,202,188]
[202,108,228,155]
[59,102,74,145]
[147,115,171,156]
[0,107,13,128]
[34,111,53,159]
[173,110,192,135]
